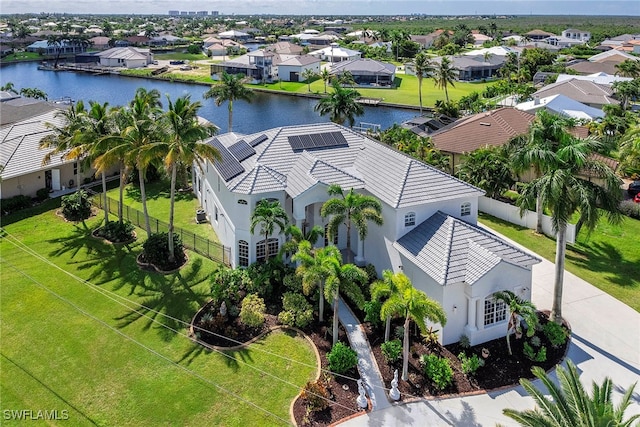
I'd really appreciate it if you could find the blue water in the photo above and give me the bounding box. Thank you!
[0,62,417,135]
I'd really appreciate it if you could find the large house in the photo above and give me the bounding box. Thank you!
[330,58,396,87]
[192,122,541,346]
[96,47,153,68]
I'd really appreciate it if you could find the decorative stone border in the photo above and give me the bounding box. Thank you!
[91,227,137,245]
[136,252,188,275]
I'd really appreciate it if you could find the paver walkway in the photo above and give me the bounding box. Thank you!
[337,297,391,410]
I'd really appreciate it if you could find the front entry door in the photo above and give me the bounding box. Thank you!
[51,169,61,190]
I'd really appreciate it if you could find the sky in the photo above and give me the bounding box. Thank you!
[1,0,639,16]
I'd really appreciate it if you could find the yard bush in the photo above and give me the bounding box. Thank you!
[421,354,453,390]
[523,342,547,362]
[282,273,303,293]
[278,292,313,328]
[381,339,402,364]
[458,352,484,375]
[97,221,135,243]
[543,321,568,347]
[210,266,253,307]
[301,380,330,412]
[619,200,640,220]
[141,232,186,270]
[239,293,266,328]
[60,190,91,221]
[327,342,358,374]
[36,188,50,201]
[1,195,32,214]
[246,258,292,300]
[363,299,383,328]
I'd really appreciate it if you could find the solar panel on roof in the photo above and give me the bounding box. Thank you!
[249,134,268,147]
[209,138,245,181]
[287,131,349,151]
[228,140,256,162]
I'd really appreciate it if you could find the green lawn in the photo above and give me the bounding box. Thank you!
[0,207,316,426]
[105,180,219,242]
[479,213,640,312]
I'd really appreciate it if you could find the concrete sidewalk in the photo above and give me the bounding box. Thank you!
[338,225,640,426]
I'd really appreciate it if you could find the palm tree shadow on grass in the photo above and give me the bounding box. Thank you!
[566,240,638,288]
[214,347,255,373]
[125,181,196,204]
[47,221,108,261]
[114,258,210,342]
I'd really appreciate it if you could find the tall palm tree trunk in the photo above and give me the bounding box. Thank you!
[138,170,152,237]
[228,101,233,133]
[384,315,391,342]
[332,293,340,346]
[264,231,269,262]
[536,195,544,234]
[552,223,567,324]
[318,281,325,322]
[444,86,449,104]
[402,316,410,380]
[346,222,353,264]
[418,78,423,114]
[168,163,177,262]
[118,165,126,224]
[101,171,109,224]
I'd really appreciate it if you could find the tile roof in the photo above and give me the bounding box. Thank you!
[205,122,483,207]
[430,108,535,154]
[394,211,541,286]
[97,47,149,60]
[533,79,618,106]
[330,58,396,76]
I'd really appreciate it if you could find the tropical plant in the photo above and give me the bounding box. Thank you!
[457,145,515,199]
[543,321,568,347]
[320,184,383,264]
[381,339,402,363]
[379,272,447,381]
[239,293,266,328]
[281,224,324,260]
[19,87,47,100]
[522,342,547,362]
[517,132,622,324]
[326,342,358,374]
[413,52,433,114]
[1,82,18,94]
[433,56,457,103]
[302,68,316,92]
[319,68,332,93]
[250,199,288,262]
[503,361,639,427]
[421,354,453,390]
[301,380,330,412]
[314,80,364,127]
[96,220,135,243]
[203,71,254,132]
[371,270,404,342]
[278,292,313,328]
[60,189,92,222]
[493,290,538,355]
[142,232,186,270]
[458,352,484,375]
[614,59,640,78]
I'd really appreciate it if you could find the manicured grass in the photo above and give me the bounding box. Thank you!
[105,180,219,242]
[1,52,42,62]
[1,208,316,426]
[479,212,640,312]
[154,53,209,61]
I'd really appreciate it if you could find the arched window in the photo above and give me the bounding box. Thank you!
[404,212,416,227]
[238,199,248,205]
[484,293,507,326]
[256,238,279,263]
[238,240,249,267]
[461,202,471,217]
[324,224,338,246]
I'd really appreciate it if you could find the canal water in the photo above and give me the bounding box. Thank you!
[0,62,417,135]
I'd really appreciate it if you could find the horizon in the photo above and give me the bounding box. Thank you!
[2,1,640,17]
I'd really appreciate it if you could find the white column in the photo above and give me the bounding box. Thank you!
[464,297,478,334]
[354,234,365,266]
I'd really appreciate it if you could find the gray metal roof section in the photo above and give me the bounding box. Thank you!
[229,164,287,194]
[394,211,541,286]
[0,109,68,180]
[208,122,482,203]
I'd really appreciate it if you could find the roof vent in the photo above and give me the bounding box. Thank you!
[479,122,491,126]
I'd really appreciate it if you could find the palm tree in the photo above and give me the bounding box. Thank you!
[413,52,433,115]
[493,290,538,355]
[503,360,639,427]
[509,110,576,234]
[20,87,48,100]
[1,82,18,94]
[315,80,364,128]
[319,68,332,93]
[324,257,368,345]
[433,56,457,103]
[612,80,639,111]
[157,95,219,262]
[320,184,383,264]
[379,273,446,381]
[292,241,340,323]
[203,72,254,133]
[250,199,288,262]
[458,145,514,199]
[614,59,640,78]
[281,223,324,260]
[371,270,403,342]
[302,68,317,92]
[517,135,622,325]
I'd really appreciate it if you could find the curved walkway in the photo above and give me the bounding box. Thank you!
[338,225,640,426]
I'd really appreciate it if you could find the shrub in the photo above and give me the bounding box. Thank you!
[282,273,303,293]
[394,325,405,340]
[301,380,330,412]
[142,232,186,270]
[36,187,50,201]
[363,299,382,327]
[458,334,471,349]
[327,342,358,374]
[98,221,135,243]
[1,195,32,214]
[619,200,640,220]
[239,293,266,328]
[246,258,292,299]
[421,354,453,390]
[523,342,547,362]
[278,292,313,328]
[381,339,402,363]
[458,352,484,375]
[210,266,252,306]
[543,321,568,347]
[61,190,91,221]
[530,335,542,348]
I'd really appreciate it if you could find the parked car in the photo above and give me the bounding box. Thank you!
[628,181,640,197]
[634,193,640,204]
[169,60,185,65]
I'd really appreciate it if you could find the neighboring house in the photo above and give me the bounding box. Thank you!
[308,44,361,63]
[26,39,87,55]
[88,36,111,50]
[400,114,456,138]
[555,72,632,86]
[277,55,321,82]
[192,121,541,346]
[96,47,153,68]
[587,49,640,64]
[567,60,622,76]
[205,39,242,56]
[428,55,506,81]
[125,36,151,46]
[561,28,591,43]
[463,46,520,57]
[471,32,492,46]
[218,30,251,42]
[523,29,556,41]
[410,34,438,49]
[545,35,588,48]
[515,94,604,121]
[599,33,640,49]
[330,58,396,87]
[306,33,340,48]
[430,108,535,174]
[210,49,280,83]
[532,79,619,109]
[149,34,183,46]
[266,41,304,55]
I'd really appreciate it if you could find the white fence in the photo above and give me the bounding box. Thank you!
[479,196,576,244]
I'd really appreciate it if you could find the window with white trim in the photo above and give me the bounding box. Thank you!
[404,212,416,227]
[238,240,249,267]
[461,202,471,216]
[256,238,279,263]
[484,294,507,326]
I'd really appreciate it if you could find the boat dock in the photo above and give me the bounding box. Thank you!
[356,97,383,106]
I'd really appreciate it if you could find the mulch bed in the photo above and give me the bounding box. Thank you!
[366,311,569,399]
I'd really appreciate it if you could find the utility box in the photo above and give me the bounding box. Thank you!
[196,209,207,223]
